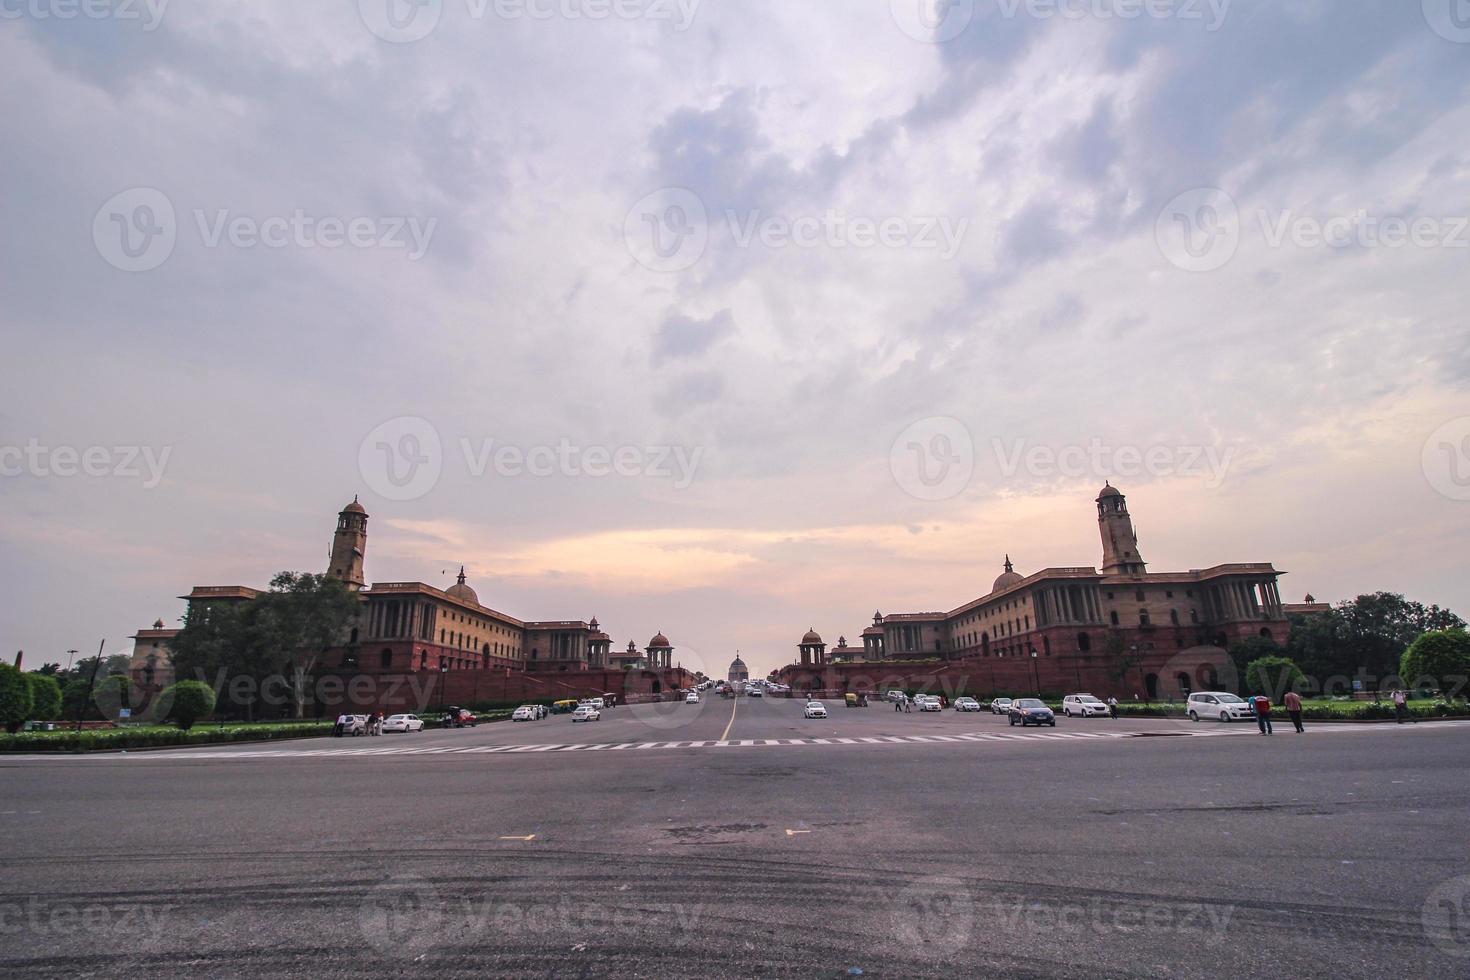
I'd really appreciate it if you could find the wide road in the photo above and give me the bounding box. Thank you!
[4,695,1469,978]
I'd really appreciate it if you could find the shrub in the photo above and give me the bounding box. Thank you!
[0,721,335,753]
[1399,630,1470,702]
[161,680,216,730]
[0,663,34,734]
[25,674,63,722]
[1244,656,1306,698]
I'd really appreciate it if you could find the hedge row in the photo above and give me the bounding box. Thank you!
[0,722,336,753]
[1107,701,1469,721]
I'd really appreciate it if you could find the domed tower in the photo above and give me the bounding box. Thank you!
[1097,483,1146,575]
[327,496,368,589]
[646,631,673,670]
[445,566,479,605]
[992,555,1023,593]
[727,654,749,683]
[799,628,826,667]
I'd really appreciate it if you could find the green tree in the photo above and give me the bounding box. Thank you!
[1399,630,1470,702]
[25,674,62,721]
[1244,656,1307,699]
[1229,635,1283,692]
[0,663,36,733]
[1287,593,1464,688]
[160,680,216,730]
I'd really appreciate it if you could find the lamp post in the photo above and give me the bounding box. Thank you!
[1030,647,1040,697]
[438,661,449,717]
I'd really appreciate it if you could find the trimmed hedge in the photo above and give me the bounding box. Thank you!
[0,722,335,753]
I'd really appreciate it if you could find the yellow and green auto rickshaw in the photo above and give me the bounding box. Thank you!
[551,699,579,715]
[845,692,868,708]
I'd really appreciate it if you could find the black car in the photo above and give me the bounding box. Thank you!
[1008,698,1056,727]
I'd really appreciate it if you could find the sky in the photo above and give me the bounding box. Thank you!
[2,0,1469,680]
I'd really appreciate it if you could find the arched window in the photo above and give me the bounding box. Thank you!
[1169,609,1179,626]
[1259,627,1272,640]
[380,648,393,669]
[1139,610,1150,626]
[419,651,428,670]
[1077,632,1091,652]
[1109,610,1120,626]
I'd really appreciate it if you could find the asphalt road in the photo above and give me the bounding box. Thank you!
[4,695,1469,978]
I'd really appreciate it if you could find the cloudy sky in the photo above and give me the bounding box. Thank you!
[3,0,1468,679]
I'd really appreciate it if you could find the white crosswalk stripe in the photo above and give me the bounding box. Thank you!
[71,725,1265,761]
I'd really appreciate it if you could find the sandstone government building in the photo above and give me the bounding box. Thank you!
[130,483,1297,712]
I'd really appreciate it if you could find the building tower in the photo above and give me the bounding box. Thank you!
[799,628,826,667]
[646,631,673,670]
[327,496,369,589]
[1096,483,1146,575]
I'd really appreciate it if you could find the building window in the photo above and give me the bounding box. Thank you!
[419,651,427,670]
[1169,609,1179,626]
[1109,610,1120,626]
[1135,589,1146,602]
[1077,632,1091,652]
[1139,610,1150,626]
[380,649,393,668]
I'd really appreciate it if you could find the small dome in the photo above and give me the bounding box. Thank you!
[1097,482,1122,498]
[992,554,1023,592]
[729,655,746,668]
[801,628,823,645]
[445,566,478,605]
[648,632,671,648]
[152,618,165,629]
[342,495,367,514]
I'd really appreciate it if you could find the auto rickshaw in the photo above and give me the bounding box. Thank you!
[845,692,868,708]
[551,699,579,715]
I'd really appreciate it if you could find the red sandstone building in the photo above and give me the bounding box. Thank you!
[778,484,1289,700]
[130,498,694,714]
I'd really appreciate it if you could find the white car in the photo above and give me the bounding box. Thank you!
[512,706,537,722]
[572,705,601,722]
[803,701,827,719]
[954,697,981,712]
[990,698,1013,715]
[1062,694,1109,718]
[747,687,763,698]
[917,696,942,712]
[685,692,700,704]
[380,713,424,733]
[334,714,368,736]
[1187,691,1253,722]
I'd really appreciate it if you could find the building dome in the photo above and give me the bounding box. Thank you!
[152,618,165,629]
[648,632,671,648]
[445,566,479,605]
[992,555,1023,593]
[729,655,746,669]
[801,628,823,645]
[1097,482,1122,498]
[342,495,367,515]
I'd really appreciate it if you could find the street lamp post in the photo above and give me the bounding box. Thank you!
[1030,647,1040,697]
[438,662,449,717]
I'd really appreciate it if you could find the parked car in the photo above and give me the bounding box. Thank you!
[512,705,537,722]
[747,687,763,698]
[441,707,477,728]
[572,705,601,722]
[381,713,424,733]
[917,696,942,712]
[531,704,549,719]
[685,692,700,704]
[1187,691,1254,722]
[1062,694,1109,718]
[334,714,367,736]
[1008,698,1056,727]
[954,697,981,712]
[885,690,907,703]
[990,698,1013,715]
[804,701,828,719]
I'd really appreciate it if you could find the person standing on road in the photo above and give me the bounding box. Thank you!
[1252,694,1273,735]
[1284,690,1304,733]
[904,695,913,713]
[1107,696,1118,720]
[1391,688,1415,724]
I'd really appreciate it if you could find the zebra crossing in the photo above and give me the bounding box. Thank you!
[115,726,1243,761]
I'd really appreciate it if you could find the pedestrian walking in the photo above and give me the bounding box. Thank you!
[1391,688,1415,724]
[904,695,913,713]
[1284,690,1304,733]
[1252,694,1273,735]
[894,694,903,713]
[1107,696,1118,720]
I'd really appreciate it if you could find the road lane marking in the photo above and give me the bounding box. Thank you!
[720,694,739,742]
[499,834,536,841]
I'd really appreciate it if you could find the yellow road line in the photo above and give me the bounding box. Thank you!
[720,693,739,742]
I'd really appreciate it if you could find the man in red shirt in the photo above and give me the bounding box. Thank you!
[1284,690,1304,733]
[1253,694,1273,735]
